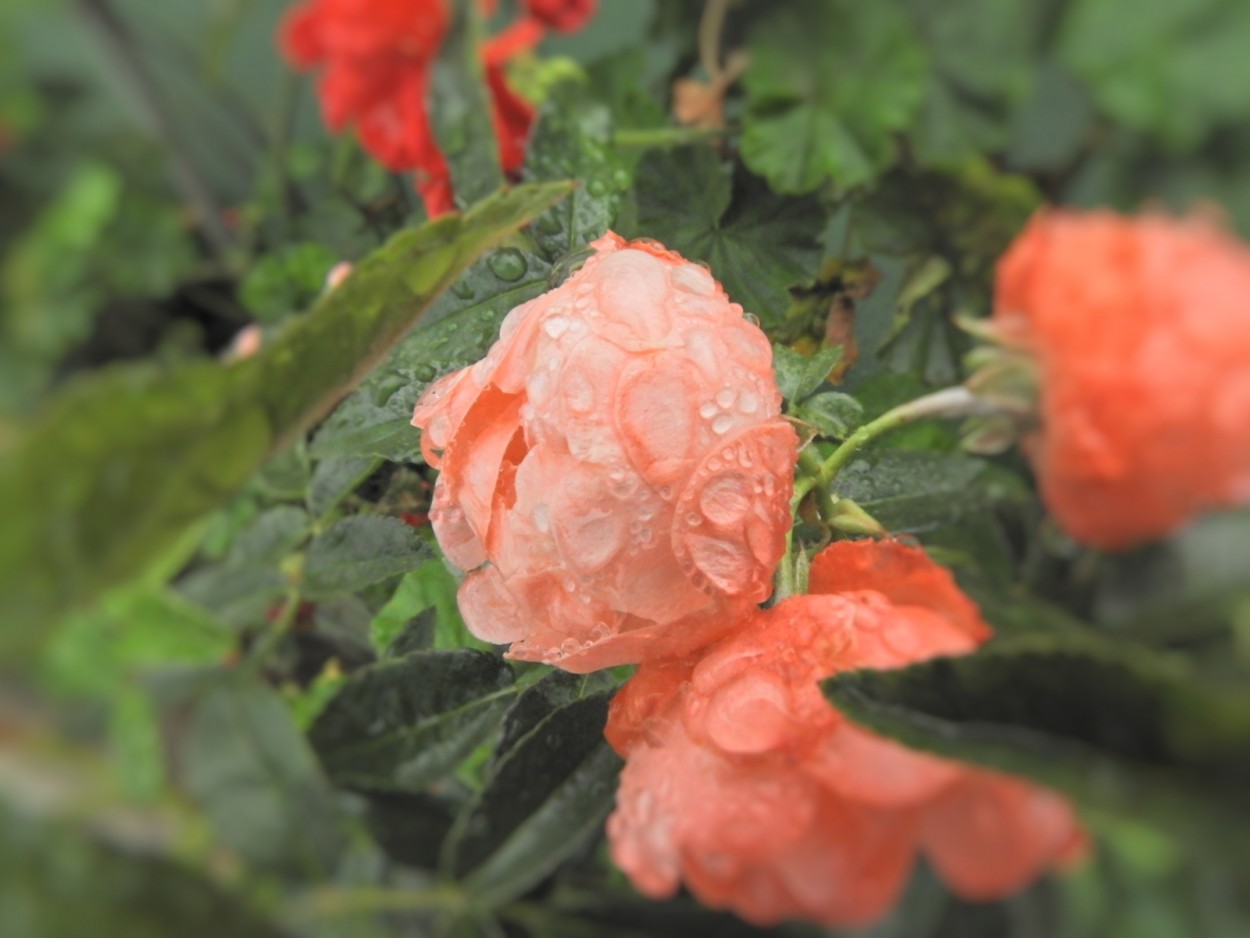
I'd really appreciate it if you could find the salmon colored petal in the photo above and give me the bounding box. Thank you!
[412,233,796,669]
[809,539,992,645]
[813,723,960,808]
[920,771,1082,901]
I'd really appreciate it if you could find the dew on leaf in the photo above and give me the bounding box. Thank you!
[489,247,529,282]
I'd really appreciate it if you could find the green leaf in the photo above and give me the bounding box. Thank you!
[899,0,1044,167]
[827,633,1250,863]
[741,0,928,192]
[444,691,622,909]
[0,182,574,658]
[303,515,430,599]
[834,450,1026,533]
[523,81,627,262]
[362,792,459,870]
[797,390,865,439]
[630,146,823,328]
[1060,0,1250,150]
[0,804,288,938]
[179,674,347,871]
[228,506,311,564]
[306,456,380,519]
[239,242,338,323]
[772,344,845,403]
[370,559,482,655]
[308,649,516,793]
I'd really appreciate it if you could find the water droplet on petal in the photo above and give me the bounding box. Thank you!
[712,414,734,435]
[715,388,736,408]
[737,390,760,414]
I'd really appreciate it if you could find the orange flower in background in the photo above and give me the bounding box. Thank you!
[606,540,1084,927]
[411,233,798,672]
[279,0,596,216]
[994,209,1250,550]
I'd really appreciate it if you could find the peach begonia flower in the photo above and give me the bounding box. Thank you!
[993,208,1250,550]
[606,539,1085,928]
[411,233,798,672]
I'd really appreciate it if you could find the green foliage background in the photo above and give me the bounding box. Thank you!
[2,1,1250,936]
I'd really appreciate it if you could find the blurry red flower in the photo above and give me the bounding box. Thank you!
[526,0,597,32]
[279,0,597,214]
[411,233,798,672]
[994,209,1250,549]
[606,539,1085,927]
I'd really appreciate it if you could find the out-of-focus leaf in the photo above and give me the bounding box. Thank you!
[0,804,288,938]
[361,791,459,870]
[630,146,822,329]
[444,691,621,909]
[40,584,234,698]
[741,0,928,193]
[228,506,311,564]
[826,633,1250,863]
[308,649,515,793]
[302,516,429,599]
[1060,0,1250,150]
[0,181,573,656]
[239,242,338,323]
[179,674,346,872]
[900,0,1043,167]
[1093,507,1250,636]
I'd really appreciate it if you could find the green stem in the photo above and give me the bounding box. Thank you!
[612,125,735,148]
[796,446,837,520]
[816,387,995,486]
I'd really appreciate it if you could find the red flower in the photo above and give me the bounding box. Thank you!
[606,540,1085,928]
[526,0,597,32]
[280,0,597,215]
[994,209,1250,549]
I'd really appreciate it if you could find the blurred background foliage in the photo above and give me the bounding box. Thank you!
[2,0,1250,935]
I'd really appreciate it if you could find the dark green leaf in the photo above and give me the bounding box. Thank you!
[826,633,1250,863]
[524,81,627,262]
[175,563,288,630]
[0,804,289,938]
[0,182,574,658]
[834,450,1026,534]
[741,0,928,192]
[444,691,622,908]
[309,649,515,793]
[179,675,346,871]
[303,516,430,598]
[491,671,591,767]
[630,146,822,329]
[361,791,459,871]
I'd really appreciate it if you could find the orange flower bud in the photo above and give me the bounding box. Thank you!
[994,208,1250,549]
